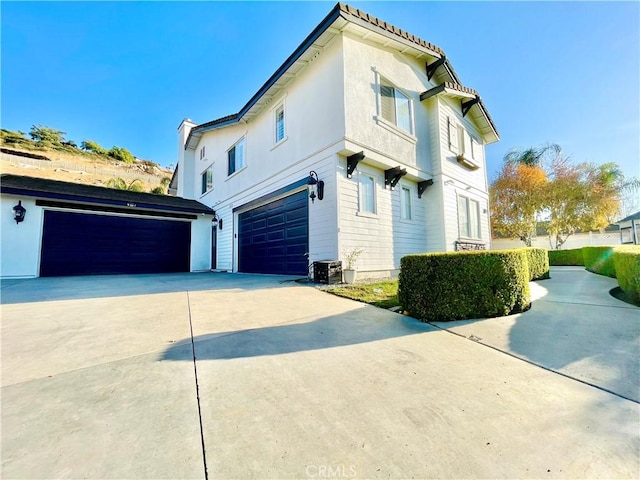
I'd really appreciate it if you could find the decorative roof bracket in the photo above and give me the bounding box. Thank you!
[347,151,365,178]
[426,56,447,81]
[461,96,480,117]
[384,166,407,190]
[417,179,434,198]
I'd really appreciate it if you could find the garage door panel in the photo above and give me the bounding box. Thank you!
[238,190,308,275]
[40,211,191,277]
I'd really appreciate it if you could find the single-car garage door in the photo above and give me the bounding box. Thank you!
[238,190,308,275]
[40,210,191,277]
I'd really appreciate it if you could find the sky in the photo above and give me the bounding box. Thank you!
[2,1,639,181]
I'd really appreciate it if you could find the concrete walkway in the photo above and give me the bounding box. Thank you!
[1,269,638,479]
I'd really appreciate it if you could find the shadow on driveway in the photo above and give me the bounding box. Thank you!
[0,272,302,305]
[162,308,435,361]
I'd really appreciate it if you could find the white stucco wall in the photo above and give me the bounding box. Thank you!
[1,195,44,278]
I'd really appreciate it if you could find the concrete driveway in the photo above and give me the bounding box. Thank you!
[1,270,638,479]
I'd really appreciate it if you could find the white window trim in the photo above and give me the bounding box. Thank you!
[272,96,288,148]
[373,70,417,144]
[457,194,482,240]
[357,171,378,217]
[400,184,413,222]
[200,163,214,197]
[226,136,247,178]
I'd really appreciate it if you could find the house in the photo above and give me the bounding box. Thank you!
[173,3,499,278]
[0,174,214,278]
[617,211,640,245]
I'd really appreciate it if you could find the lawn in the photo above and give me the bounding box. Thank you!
[325,280,400,309]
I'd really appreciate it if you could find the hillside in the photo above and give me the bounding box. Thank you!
[0,129,173,194]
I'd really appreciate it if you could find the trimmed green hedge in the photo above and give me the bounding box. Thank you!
[612,247,640,304]
[583,246,617,278]
[523,247,550,280]
[398,250,530,322]
[548,248,584,266]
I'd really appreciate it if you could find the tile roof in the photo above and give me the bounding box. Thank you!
[0,174,213,215]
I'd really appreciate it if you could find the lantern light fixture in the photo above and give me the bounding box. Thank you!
[212,212,223,230]
[307,171,324,203]
[13,200,26,224]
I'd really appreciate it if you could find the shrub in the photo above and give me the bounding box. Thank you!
[613,247,640,305]
[523,247,550,280]
[548,248,584,266]
[583,246,617,278]
[81,140,107,155]
[398,250,530,322]
[108,146,135,163]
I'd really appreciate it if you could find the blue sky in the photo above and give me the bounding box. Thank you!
[2,1,639,181]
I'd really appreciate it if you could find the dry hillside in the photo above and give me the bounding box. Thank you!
[0,141,173,194]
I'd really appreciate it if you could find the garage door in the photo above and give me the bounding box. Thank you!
[40,210,191,277]
[238,190,308,275]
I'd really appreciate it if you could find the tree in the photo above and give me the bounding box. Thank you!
[29,125,66,146]
[108,146,135,163]
[490,162,547,246]
[106,178,144,192]
[81,140,107,155]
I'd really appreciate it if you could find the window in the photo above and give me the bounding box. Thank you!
[447,117,458,152]
[275,104,285,143]
[401,186,412,220]
[359,174,376,214]
[201,165,213,194]
[227,138,245,176]
[458,195,481,239]
[199,146,206,160]
[380,79,412,134]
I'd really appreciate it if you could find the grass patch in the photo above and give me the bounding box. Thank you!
[325,280,400,309]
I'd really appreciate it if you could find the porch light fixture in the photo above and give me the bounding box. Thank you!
[12,200,26,224]
[307,171,324,203]
[212,212,222,230]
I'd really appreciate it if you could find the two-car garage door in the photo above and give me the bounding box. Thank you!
[238,190,308,276]
[40,210,191,277]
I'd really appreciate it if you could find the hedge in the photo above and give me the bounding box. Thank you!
[548,248,584,266]
[583,246,617,278]
[523,247,550,280]
[398,249,530,322]
[612,247,640,304]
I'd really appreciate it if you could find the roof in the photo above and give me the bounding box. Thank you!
[617,211,640,223]
[184,2,498,148]
[0,174,213,215]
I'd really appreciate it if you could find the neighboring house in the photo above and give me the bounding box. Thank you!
[174,3,499,278]
[0,174,214,278]
[617,211,640,245]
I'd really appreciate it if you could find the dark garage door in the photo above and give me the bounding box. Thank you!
[238,190,308,275]
[40,210,191,277]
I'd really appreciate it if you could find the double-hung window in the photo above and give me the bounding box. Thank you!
[275,104,285,143]
[458,195,481,239]
[359,174,376,214]
[201,165,213,195]
[380,79,412,134]
[401,186,412,220]
[227,138,245,176]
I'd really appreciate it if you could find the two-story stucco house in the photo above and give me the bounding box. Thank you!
[173,3,499,278]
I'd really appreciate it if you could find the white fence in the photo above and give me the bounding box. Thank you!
[492,231,621,250]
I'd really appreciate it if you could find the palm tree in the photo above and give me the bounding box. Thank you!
[504,143,562,168]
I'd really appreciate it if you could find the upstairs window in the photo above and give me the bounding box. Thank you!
[199,145,206,160]
[227,138,245,176]
[458,195,480,239]
[201,165,213,194]
[380,79,412,134]
[275,104,285,143]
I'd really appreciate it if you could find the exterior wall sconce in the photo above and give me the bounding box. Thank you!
[212,212,222,229]
[307,171,324,203]
[13,200,26,224]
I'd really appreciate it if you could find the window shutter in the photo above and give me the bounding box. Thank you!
[469,200,480,239]
[457,195,468,237]
[380,83,396,124]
